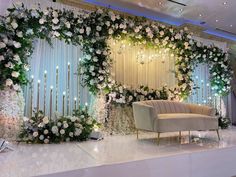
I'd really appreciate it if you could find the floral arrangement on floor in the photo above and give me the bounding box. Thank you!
[107,84,169,105]
[19,108,98,143]
[0,2,233,102]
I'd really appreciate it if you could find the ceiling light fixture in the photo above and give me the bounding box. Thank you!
[223,2,227,5]
[216,19,219,22]
[179,8,183,13]
[199,14,202,17]
[230,24,233,27]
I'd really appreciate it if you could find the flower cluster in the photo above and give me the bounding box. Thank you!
[19,108,98,143]
[0,3,233,100]
[107,84,169,105]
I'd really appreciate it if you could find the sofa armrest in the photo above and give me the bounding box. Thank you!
[188,104,216,117]
[132,102,157,131]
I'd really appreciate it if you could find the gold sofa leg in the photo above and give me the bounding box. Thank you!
[157,132,160,145]
[188,131,191,143]
[216,129,220,141]
[179,131,181,142]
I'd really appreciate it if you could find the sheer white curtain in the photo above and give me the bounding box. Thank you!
[23,39,90,117]
[110,39,176,89]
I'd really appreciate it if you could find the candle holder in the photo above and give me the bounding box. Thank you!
[67,62,70,115]
[43,70,47,114]
[50,86,53,119]
[62,91,66,116]
[56,66,59,112]
[37,80,41,112]
[74,97,77,111]
[30,75,34,117]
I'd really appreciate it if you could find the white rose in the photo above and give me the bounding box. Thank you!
[79,28,84,34]
[33,132,39,137]
[86,27,91,35]
[0,55,4,61]
[17,31,23,38]
[42,116,49,124]
[13,41,21,48]
[154,38,159,44]
[108,28,113,34]
[52,126,58,133]
[39,135,44,140]
[96,26,102,31]
[11,71,20,78]
[44,139,49,144]
[53,31,60,37]
[5,79,13,86]
[52,11,58,17]
[159,31,164,36]
[96,50,101,54]
[52,18,59,24]
[145,27,151,32]
[65,21,71,28]
[23,64,29,71]
[69,132,74,137]
[111,15,116,21]
[11,20,18,29]
[44,129,49,135]
[70,116,77,122]
[105,21,110,26]
[77,19,83,23]
[43,9,49,15]
[0,42,6,49]
[13,84,20,91]
[39,18,45,24]
[74,128,82,136]
[63,123,69,128]
[60,129,65,135]
[13,54,20,61]
[93,57,98,62]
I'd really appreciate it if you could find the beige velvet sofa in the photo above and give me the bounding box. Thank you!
[132,100,219,144]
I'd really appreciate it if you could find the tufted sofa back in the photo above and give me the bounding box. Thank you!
[141,100,191,114]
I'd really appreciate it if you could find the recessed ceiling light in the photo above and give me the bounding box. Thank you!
[199,14,202,17]
[159,1,162,5]
[223,2,227,5]
[216,19,219,22]
[230,24,233,27]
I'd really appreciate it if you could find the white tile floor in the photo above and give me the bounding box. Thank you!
[1,128,236,177]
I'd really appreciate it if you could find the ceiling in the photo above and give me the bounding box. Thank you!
[77,0,236,41]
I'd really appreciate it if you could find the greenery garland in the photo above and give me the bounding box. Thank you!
[0,3,233,102]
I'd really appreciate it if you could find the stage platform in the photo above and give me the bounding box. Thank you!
[1,128,236,177]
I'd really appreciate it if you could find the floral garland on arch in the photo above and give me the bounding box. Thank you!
[0,3,233,102]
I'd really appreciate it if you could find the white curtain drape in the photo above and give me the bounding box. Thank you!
[23,39,90,117]
[109,39,176,89]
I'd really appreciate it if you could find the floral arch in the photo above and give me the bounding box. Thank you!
[0,3,233,105]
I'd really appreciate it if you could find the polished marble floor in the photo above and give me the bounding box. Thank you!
[1,128,236,177]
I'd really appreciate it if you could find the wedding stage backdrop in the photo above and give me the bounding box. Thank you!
[0,0,233,141]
